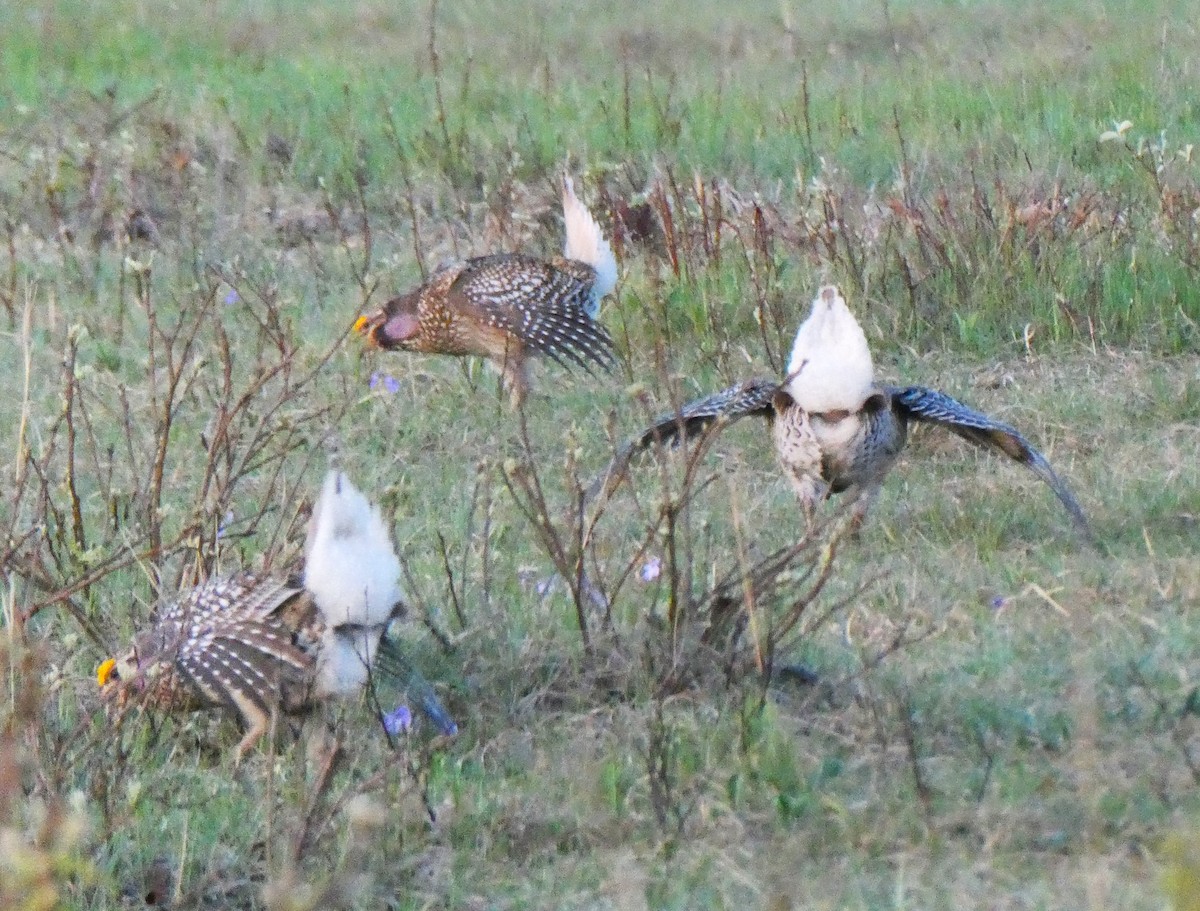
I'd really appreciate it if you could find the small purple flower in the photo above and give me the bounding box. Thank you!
[369,372,401,394]
[989,595,1010,610]
[640,556,662,583]
[216,510,234,539]
[223,288,239,306]
[535,576,556,597]
[383,704,412,736]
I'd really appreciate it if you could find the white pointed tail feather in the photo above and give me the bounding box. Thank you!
[784,285,875,413]
[314,627,379,698]
[303,470,404,629]
[562,175,618,314]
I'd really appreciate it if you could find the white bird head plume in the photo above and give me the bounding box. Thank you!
[561,173,618,315]
[783,285,876,414]
[303,470,404,630]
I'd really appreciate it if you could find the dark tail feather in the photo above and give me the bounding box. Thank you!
[891,385,1094,542]
[585,378,779,504]
[1003,439,1095,543]
[526,306,617,374]
[374,636,458,736]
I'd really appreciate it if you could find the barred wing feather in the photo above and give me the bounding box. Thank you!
[890,385,1092,538]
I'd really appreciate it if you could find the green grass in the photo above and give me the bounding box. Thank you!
[2,0,1200,908]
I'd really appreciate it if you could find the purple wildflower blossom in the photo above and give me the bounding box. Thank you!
[640,556,662,583]
[383,704,412,736]
[369,372,401,394]
[223,289,239,306]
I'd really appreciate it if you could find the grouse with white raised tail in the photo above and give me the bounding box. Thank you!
[98,470,455,761]
[591,286,1091,539]
[356,175,619,406]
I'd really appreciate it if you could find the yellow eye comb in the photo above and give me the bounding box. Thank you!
[96,658,116,687]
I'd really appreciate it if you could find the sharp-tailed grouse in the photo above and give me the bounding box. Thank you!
[355,175,618,405]
[98,471,455,761]
[592,286,1091,538]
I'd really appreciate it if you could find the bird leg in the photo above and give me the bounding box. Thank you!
[845,485,880,537]
[500,355,530,409]
[233,719,267,766]
[799,493,819,532]
[230,695,273,765]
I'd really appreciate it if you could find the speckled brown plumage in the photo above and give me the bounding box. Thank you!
[101,567,461,757]
[591,376,1091,538]
[587,286,1091,540]
[359,253,615,405]
[105,571,325,762]
[99,470,449,761]
[358,176,619,405]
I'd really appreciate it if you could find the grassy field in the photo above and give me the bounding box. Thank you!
[2,0,1199,908]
